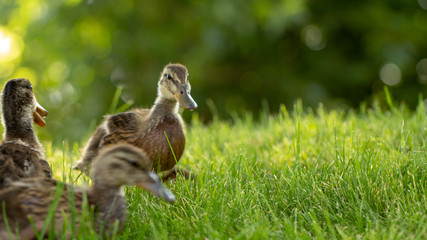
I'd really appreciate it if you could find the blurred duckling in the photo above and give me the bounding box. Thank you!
[0,143,175,239]
[0,78,50,188]
[73,63,197,180]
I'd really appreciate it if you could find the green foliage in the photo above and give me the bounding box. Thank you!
[0,0,426,142]
[35,101,427,239]
[1,1,426,237]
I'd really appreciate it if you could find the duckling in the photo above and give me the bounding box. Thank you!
[0,78,50,188]
[73,63,197,180]
[0,143,175,239]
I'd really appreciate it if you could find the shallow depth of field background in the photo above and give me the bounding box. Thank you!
[0,0,427,143]
[1,1,427,239]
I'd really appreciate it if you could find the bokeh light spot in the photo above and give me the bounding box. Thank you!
[379,63,401,86]
[111,67,126,86]
[120,91,135,103]
[203,28,226,53]
[30,1,48,21]
[75,18,111,58]
[72,64,94,86]
[0,31,12,56]
[0,27,24,63]
[301,25,326,51]
[304,82,327,103]
[418,0,427,9]
[65,0,83,6]
[49,89,63,107]
[416,58,427,84]
[47,61,70,84]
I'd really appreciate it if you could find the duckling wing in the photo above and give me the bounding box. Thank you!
[0,179,58,235]
[99,129,139,148]
[0,155,22,189]
[0,179,85,237]
[100,112,141,147]
[0,142,52,188]
[0,184,32,235]
[106,112,139,132]
[39,159,52,178]
[75,111,145,174]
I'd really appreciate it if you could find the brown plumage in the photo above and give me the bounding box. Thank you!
[73,63,197,180]
[0,78,50,189]
[0,144,175,239]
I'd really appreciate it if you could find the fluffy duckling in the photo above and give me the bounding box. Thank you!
[73,63,197,180]
[0,143,175,239]
[0,78,50,188]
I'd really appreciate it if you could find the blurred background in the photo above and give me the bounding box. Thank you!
[0,0,426,143]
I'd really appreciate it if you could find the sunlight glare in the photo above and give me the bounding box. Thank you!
[0,31,12,56]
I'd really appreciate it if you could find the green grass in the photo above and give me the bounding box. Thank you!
[38,98,427,239]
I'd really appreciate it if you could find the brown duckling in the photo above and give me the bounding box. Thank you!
[0,78,50,189]
[73,63,197,180]
[0,143,175,239]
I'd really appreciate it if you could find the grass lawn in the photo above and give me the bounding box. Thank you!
[39,97,426,239]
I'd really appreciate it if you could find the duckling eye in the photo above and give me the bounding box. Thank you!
[165,74,173,80]
[25,85,32,90]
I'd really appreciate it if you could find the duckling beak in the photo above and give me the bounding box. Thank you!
[33,101,48,127]
[174,91,198,111]
[138,172,175,203]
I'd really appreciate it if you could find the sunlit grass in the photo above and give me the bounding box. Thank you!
[20,98,427,239]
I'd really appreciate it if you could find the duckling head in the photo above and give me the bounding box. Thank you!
[91,144,175,202]
[1,78,48,128]
[157,63,197,110]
